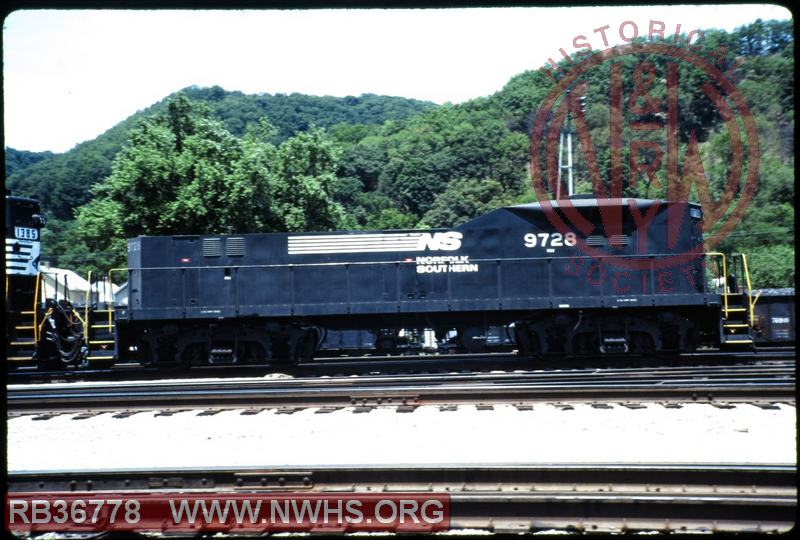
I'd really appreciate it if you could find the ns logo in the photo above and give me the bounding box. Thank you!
[416,231,463,251]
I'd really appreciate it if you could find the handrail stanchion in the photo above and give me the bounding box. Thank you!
[706,252,728,314]
[738,253,758,327]
[84,271,93,348]
[107,268,129,331]
[33,272,42,343]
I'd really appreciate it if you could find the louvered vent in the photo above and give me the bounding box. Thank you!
[226,237,245,257]
[586,235,606,247]
[202,238,222,257]
[608,235,630,247]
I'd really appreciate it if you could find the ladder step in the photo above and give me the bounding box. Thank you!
[90,340,116,345]
[15,325,36,330]
[723,323,750,328]
[8,356,34,362]
[724,338,753,344]
[724,307,747,312]
[10,341,36,346]
[91,324,114,329]
[20,311,36,315]
[87,355,115,360]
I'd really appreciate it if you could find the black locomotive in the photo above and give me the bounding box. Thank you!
[7,195,767,369]
[107,197,755,366]
[5,194,85,367]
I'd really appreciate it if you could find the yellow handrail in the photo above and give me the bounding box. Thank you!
[737,253,758,326]
[705,252,728,314]
[72,308,86,327]
[84,270,93,347]
[107,268,128,331]
[37,306,53,340]
[33,272,42,342]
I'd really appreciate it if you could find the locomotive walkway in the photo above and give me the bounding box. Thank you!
[8,361,795,413]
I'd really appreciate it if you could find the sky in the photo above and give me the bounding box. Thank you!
[2,5,792,153]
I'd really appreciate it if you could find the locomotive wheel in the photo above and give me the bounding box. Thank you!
[180,343,208,366]
[682,327,699,352]
[375,336,396,354]
[35,352,63,371]
[513,324,541,359]
[137,341,154,366]
[297,328,318,363]
[89,358,115,370]
[459,326,487,353]
[629,332,656,354]
[286,328,318,364]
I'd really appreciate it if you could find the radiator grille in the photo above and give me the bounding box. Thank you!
[202,238,222,257]
[585,234,630,247]
[226,237,245,257]
[586,235,605,247]
[608,235,630,247]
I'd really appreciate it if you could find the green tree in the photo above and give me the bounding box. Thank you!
[75,95,346,268]
[272,127,346,231]
[420,178,516,228]
[365,208,418,230]
[375,106,527,216]
[745,244,795,288]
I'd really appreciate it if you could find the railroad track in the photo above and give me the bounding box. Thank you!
[7,463,795,533]
[7,361,795,413]
[7,347,795,384]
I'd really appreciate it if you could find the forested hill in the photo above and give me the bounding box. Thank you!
[181,87,435,140]
[4,88,435,220]
[5,148,55,178]
[4,19,794,287]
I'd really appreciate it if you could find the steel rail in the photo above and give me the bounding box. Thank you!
[7,365,795,412]
[7,463,795,533]
[11,359,795,389]
[10,358,795,386]
[7,348,795,384]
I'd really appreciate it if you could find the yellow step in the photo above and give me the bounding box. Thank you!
[724,307,747,312]
[90,340,115,345]
[725,338,753,344]
[723,323,750,328]
[91,324,114,329]
[8,356,34,362]
[10,341,35,346]
[87,356,115,360]
[20,311,35,315]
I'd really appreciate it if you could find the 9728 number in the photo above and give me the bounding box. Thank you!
[523,232,576,248]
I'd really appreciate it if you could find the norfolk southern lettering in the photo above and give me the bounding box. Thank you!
[416,255,478,274]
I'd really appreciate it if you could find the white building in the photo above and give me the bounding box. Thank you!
[39,265,121,306]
